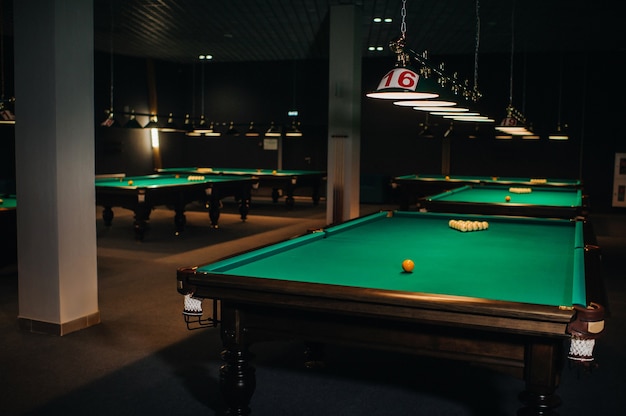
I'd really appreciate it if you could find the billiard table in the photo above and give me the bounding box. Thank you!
[392,174,583,210]
[157,167,326,208]
[177,210,606,415]
[419,184,585,219]
[95,174,253,240]
[0,194,17,266]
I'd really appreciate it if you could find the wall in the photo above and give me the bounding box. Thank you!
[2,48,624,211]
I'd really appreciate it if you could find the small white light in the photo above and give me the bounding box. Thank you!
[368,46,376,51]
[151,128,160,148]
[384,18,393,23]
[288,110,299,117]
[376,46,384,51]
[373,17,382,22]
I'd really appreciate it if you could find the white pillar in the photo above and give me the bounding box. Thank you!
[14,0,100,335]
[327,5,362,224]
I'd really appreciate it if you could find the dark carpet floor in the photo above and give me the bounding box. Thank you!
[1,200,625,415]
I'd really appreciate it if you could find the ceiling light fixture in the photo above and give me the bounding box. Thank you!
[285,121,303,137]
[100,2,116,127]
[369,0,489,128]
[160,113,181,132]
[226,121,240,136]
[124,110,143,128]
[245,122,260,137]
[144,114,159,129]
[495,1,534,137]
[393,100,456,108]
[366,0,439,100]
[549,55,569,141]
[204,121,222,137]
[265,122,281,137]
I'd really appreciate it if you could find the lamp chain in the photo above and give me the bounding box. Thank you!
[400,0,407,38]
[473,0,480,92]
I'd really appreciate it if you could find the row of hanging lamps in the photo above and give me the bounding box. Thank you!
[367,0,491,132]
[413,0,492,125]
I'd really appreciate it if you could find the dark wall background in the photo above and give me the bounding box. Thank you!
[1,43,625,212]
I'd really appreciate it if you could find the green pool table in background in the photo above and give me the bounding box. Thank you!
[177,210,606,415]
[95,174,253,240]
[157,167,326,208]
[420,184,586,218]
[0,194,17,267]
[392,173,583,210]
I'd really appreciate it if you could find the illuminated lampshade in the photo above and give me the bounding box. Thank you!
[245,122,260,137]
[205,122,222,137]
[421,107,470,113]
[366,67,438,100]
[443,114,494,122]
[226,122,240,136]
[495,106,533,136]
[265,122,282,137]
[285,121,303,137]
[549,123,569,140]
[100,110,117,127]
[160,113,181,132]
[393,100,456,107]
[194,116,211,133]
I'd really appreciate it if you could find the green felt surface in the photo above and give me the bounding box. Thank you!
[95,174,248,188]
[0,195,17,209]
[396,174,582,187]
[199,211,586,307]
[428,185,582,207]
[158,167,325,177]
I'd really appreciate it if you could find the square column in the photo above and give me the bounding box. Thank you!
[327,5,362,224]
[14,0,100,335]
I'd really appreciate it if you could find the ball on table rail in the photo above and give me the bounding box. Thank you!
[402,259,415,273]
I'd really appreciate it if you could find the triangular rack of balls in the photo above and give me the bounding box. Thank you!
[449,219,489,232]
[509,187,532,194]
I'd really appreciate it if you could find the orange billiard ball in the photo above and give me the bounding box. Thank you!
[127,180,134,185]
[505,195,511,202]
[402,259,415,273]
[272,170,277,175]
[445,175,450,180]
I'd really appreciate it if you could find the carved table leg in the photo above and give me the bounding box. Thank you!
[220,346,256,416]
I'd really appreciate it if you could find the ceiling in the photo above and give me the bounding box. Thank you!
[1,0,623,64]
[81,0,624,64]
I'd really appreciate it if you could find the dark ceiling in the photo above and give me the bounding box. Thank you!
[85,0,624,64]
[1,1,624,64]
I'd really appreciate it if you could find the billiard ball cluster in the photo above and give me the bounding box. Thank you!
[509,187,532,194]
[187,175,206,181]
[449,219,489,232]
